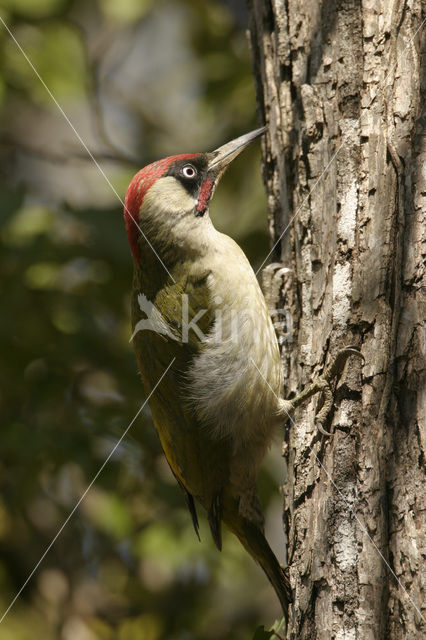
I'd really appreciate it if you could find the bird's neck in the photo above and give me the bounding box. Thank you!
[133,208,217,302]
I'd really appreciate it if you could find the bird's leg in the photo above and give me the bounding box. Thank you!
[281,346,364,436]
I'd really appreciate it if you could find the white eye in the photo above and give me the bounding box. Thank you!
[182,165,197,179]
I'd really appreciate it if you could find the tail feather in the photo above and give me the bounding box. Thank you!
[185,490,200,541]
[208,492,223,551]
[223,506,292,614]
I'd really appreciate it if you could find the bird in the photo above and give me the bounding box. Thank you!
[123,127,362,614]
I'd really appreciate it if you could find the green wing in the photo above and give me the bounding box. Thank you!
[131,263,229,547]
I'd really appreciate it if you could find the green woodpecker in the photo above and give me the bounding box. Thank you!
[123,127,362,613]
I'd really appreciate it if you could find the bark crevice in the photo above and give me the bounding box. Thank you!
[248,0,425,637]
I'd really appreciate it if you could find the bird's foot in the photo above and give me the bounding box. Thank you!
[262,262,293,346]
[261,262,292,309]
[280,346,364,436]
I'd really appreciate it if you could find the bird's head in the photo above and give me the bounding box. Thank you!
[124,127,266,262]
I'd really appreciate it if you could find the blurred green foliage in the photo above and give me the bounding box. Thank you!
[0,1,283,638]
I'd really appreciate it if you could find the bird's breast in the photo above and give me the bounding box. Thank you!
[186,241,283,449]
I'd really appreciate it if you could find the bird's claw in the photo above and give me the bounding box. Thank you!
[323,345,364,380]
[316,422,333,437]
[285,345,364,437]
[314,345,364,436]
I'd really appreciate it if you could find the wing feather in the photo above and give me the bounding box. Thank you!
[131,264,231,532]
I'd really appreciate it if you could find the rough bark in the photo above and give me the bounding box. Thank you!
[247,1,425,638]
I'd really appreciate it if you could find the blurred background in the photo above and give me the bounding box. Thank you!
[0,1,285,638]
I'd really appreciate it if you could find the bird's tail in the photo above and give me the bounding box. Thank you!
[222,503,292,615]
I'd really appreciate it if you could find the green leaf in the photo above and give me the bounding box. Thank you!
[252,626,274,640]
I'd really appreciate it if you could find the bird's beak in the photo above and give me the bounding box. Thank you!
[207,126,267,173]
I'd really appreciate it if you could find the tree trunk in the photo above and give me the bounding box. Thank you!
[247,1,425,638]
